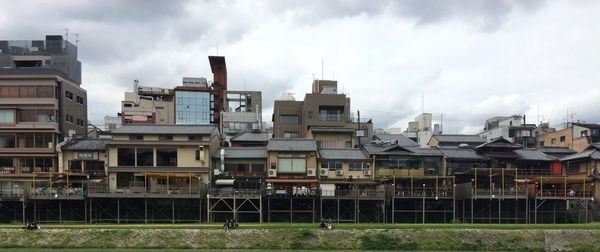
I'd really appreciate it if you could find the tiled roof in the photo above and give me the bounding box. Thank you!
[572,122,600,129]
[561,149,600,161]
[438,147,489,160]
[267,139,317,151]
[373,134,419,147]
[474,138,522,150]
[363,144,442,156]
[111,125,217,135]
[536,146,576,154]
[514,149,556,161]
[62,139,110,151]
[318,148,369,160]
[310,127,355,133]
[213,147,267,159]
[432,134,485,144]
[230,132,270,142]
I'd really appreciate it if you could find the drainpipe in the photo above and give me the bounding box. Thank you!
[56,137,71,173]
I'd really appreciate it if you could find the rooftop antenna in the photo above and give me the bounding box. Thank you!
[421,93,424,114]
[321,58,324,80]
[244,78,247,91]
[64,28,69,41]
[537,104,540,125]
[75,33,80,46]
[216,40,219,55]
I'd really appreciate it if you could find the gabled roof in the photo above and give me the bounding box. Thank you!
[213,147,267,159]
[363,144,443,156]
[587,143,600,151]
[431,134,485,145]
[514,149,556,161]
[561,149,600,161]
[267,139,317,152]
[62,139,110,151]
[373,134,419,147]
[230,132,270,142]
[438,147,489,161]
[318,148,369,160]
[536,146,577,154]
[111,125,217,135]
[474,137,522,150]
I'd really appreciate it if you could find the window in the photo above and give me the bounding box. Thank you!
[581,130,589,137]
[36,86,54,98]
[19,86,36,98]
[85,161,105,174]
[319,106,344,121]
[34,133,52,148]
[551,138,557,144]
[539,141,545,146]
[65,90,73,100]
[156,148,177,166]
[0,134,16,148]
[123,103,133,107]
[349,161,368,171]
[65,114,74,123]
[19,158,34,173]
[322,161,342,171]
[189,135,201,141]
[136,148,154,167]
[283,132,298,138]
[251,163,265,172]
[76,96,84,105]
[0,109,15,124]
[117,148,135,166]
[69,160,83,172]
[159,135,173,141]
[277,158,306,173]
[0,158,14,171]
[0,86,18,98]
[280,115,298,124]
[35,158,53,172]
[560,136,566,142]
[129,135,143,140]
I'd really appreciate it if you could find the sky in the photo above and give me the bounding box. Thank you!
[1,0,599,133]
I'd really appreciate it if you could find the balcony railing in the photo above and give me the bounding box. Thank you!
[472,186,527,197]
[321,189,385,198]
[87,184,204,197]
[265,187,319,197]
[0,188,24,198]
[208,189,263,197]
[30,186,85,199]
[517,169,554,176]
[395,187,454,198]
[536,186,593,198]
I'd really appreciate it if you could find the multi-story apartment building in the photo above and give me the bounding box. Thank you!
[479,115,537,147]
[537,122,600,152]
[222,90,262,137]
[174,78,213,125]
[272,80,372,146]
[0,35,87,204]
[120,80,174,125]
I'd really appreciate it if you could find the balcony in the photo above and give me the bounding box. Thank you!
[208,188,263,197]
[395,187,454,198]
[472,185,527,198]
[533,177,593,199]
[0,188,24,200]
[87,182,205,198]
[30,186,85,200]
[321,188,385,199]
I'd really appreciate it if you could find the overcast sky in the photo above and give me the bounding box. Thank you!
[1,0,599,133]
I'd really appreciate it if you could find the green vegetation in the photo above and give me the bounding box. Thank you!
[0,224,599,250]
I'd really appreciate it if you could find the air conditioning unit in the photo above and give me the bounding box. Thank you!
[335,170,344,176]
[268,169,277,177]
[307,167,316,177]
[363,169,371,176]
[213,169,221,176]
[320,168,329,177]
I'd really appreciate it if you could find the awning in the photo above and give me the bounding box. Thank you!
[215,179,234,185]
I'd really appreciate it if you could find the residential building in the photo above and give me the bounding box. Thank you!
[120,80,174,125]
[536,122,600,152]
[427,134,485,148]
[479,115,537,147]
[0,35,87,207]
[229,131,269,147]
[222,90,262,136]
[402,113,441,147]
[92,125,219,196]
[174,80,213,125]
[272,80,372,146]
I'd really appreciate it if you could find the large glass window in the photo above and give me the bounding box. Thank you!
[19,158,34,173]
[85,161,105,175]
[36,86,54,98]
[156,148,177,166]
[280,115,298,124]
[251,163,265,172]
[0,134,15,148]
[136,148,154,167]
[0,109,15,124]
[35,158,53,172]
[0,158,14,173]
[69,160,83,172]
[277,158,306,173]
[117,148,135,166]
[175,91,211,125]
[34,133,53,148]
[19,86,36,98]
[283,132,298,138]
